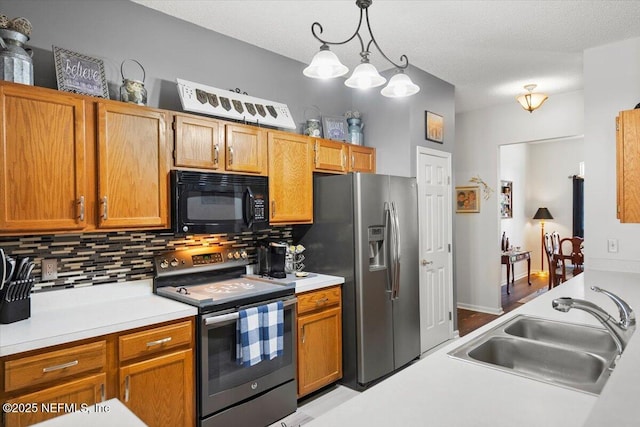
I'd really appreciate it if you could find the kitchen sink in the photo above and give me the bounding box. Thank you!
[504,315,618,354]
[448,314,618,395]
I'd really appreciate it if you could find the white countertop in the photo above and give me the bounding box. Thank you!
[245,272,344,294]
[31,399,145,427]
[307,270,640,427]
[0,279,197,357]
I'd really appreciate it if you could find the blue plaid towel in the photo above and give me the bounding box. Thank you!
[236,306,262,367]
[260,301,284,360]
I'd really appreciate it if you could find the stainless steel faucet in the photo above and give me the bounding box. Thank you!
[552,286,636,361]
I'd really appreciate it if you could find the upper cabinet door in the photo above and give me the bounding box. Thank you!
[617,109,640,223]
[0,84,88,232]
[174,114,224,170]
[225,124,267,175]
[268,131,313,224]
[97,102,169,229]
[348,145,376,173]
[313,138,347,173]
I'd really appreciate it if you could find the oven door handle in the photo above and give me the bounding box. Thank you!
[203,298,297,327]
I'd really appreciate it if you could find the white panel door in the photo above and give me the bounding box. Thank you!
[417,147,453,353]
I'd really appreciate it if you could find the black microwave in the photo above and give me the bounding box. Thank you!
[171,170,269,234]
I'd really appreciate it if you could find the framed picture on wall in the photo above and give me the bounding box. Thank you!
[500,180,513,218]
[53,45,109,99]
[455,186,480,213]
[322,115,349,142]
[425,111,444,143]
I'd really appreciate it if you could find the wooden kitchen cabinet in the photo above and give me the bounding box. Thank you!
[296,285,342,398]
[173,113,225,171]
[0,83,89,232]
[348,145,376,173]
[0,82,171,235]
[268,131,314,224]
[312,138,348,173]
[119,350,194,427]
[97,102,170,229]
[3,373,107,427]
[118,319,195,427]
[172,115,267,175]
[616,109,640,222]
[1,340,107,427]
[0,317,195,427]
[226,124,267,175]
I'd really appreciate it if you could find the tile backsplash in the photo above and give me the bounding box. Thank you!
[0,228,292,292]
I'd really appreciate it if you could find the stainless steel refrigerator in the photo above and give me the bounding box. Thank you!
[296,173,421,390]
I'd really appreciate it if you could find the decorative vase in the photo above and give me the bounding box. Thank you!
[0,28,33,85]
[347,118,364,145]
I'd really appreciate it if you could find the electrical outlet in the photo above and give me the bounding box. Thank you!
[42,259,58,280]
[607,239,619,253]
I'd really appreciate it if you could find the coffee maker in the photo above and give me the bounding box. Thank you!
[257,241,287,279]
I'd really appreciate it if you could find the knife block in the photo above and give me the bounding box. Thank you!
[0,278,34,324]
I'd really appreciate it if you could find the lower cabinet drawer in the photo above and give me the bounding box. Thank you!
[297,286,341,315]
[4,341,106,393]
[119,320,192,362]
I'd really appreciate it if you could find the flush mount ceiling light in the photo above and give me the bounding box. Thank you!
[303,0,420,98]
[516,84,549,113]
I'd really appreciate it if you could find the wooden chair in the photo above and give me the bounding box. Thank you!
[557,236,584,280]
[543,233,563,289]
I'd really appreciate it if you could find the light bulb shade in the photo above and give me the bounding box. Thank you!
[344,62,387,89]
[381,71,420,98]
[533,207,553,220]
[516,92,548,112]
[303,48,349,79]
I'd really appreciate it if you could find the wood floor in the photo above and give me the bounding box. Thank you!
[457,273,550,337]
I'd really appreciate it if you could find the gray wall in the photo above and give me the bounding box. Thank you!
[352,65,455,177]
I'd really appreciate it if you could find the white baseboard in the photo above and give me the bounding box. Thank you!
[457,302,503,316]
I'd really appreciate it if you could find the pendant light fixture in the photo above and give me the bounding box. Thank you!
[516,84,548,113]
[303,0,420,98]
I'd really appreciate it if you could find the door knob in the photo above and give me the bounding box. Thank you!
[421,259,433,266]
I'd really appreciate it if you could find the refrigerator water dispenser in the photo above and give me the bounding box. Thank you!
[368,226,386,270]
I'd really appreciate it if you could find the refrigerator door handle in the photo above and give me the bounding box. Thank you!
[384,202,394,296]
[391,202,402,299]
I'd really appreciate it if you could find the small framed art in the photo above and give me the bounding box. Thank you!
[455,186,480,213]
[322,115,349,142]
[53,46,109,99]
[425,111,444,143]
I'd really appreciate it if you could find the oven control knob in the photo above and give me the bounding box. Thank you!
[170,258,179,267]
[160,259,169,269]
[251,382,258,390]
[240,250,248,259]
[227,252,234,260]
[233,251,241,260]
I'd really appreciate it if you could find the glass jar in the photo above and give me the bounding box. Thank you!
[304,119,322,137]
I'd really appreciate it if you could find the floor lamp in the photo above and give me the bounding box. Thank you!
[533,207,554,275]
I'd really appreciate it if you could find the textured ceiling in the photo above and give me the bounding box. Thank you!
[132,0,640,112]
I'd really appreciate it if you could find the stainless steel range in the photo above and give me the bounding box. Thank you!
[153,247,297,427]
